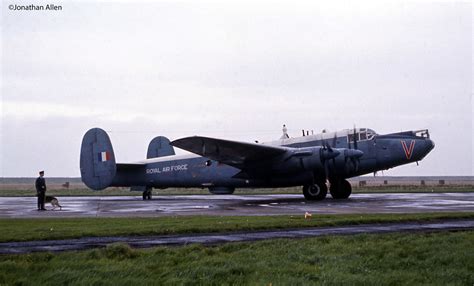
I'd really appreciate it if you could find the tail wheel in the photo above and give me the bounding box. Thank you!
[330,179,352,199]
[303,181,327,201]
[143,189,152,200]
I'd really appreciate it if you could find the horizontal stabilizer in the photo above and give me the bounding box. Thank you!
[147,136,175,158]
[116,163,146,171]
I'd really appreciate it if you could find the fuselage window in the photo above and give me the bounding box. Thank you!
[348,134,354,143]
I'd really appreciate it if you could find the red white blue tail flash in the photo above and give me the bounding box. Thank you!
[98,151,110,162]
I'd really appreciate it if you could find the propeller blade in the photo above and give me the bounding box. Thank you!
[353,126,358,150]
[343,148,363,173]
[323,140,333,152]
[327,143,333,152]
[320,147,341,180]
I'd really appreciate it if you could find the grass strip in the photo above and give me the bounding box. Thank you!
[0,231,473,285]
[1,212,473,243]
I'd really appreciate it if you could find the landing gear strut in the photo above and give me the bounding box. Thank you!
[329,179,352,199]
[142,189,152,200]
[303,180,327,201]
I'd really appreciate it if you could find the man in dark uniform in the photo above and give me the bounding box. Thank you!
[35,170,47,211]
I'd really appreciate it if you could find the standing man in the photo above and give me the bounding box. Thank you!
[35,170,47,211]
[281,124,290,139]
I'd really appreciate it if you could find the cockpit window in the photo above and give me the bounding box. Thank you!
[366,129,377,140]
[347,128,378,143]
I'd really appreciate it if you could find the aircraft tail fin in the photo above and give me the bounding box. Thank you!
[147,136,175,158]
[80,128,117,190]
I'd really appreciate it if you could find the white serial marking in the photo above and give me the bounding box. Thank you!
[146,164,188,174]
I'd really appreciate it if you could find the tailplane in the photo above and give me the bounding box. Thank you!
[80,128,117,190]
[147,136,175,158]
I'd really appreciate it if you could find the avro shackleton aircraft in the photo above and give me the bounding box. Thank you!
[80,127,434,200]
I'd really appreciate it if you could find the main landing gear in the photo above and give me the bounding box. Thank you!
[302,179,352,200]
[142,189,152,200]
[302,179,327,201]
[329,179,352,199]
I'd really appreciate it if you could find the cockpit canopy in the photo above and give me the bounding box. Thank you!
[347,128,377,142]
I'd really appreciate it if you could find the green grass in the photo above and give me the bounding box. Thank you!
[0,231,473,285]
[1,185,473,197]
[1,212,474,243]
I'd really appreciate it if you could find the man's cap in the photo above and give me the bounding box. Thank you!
[39,170,44,174]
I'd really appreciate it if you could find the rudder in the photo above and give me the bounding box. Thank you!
[80,128,117,190]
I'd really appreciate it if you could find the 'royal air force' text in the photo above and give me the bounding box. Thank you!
[146,164,188,174]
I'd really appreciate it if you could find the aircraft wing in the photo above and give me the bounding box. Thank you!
[170,136,288,168]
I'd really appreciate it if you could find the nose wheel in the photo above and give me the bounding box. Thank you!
[303,180,328,201]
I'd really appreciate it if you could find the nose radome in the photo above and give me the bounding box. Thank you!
[426,139,435,150]
[422,139,435,158]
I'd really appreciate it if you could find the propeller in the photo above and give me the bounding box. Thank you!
[320,141,340,180]
[345,126,363,173]
[353,126,358,150]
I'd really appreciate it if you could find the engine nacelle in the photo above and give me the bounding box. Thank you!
[209,186,235,194]
[270,147,325,174]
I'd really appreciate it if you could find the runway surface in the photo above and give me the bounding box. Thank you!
[1,193,473,218]
[1,219,473,254]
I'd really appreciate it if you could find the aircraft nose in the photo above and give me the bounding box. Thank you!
[426,139,435,151]
[421,139,435,159]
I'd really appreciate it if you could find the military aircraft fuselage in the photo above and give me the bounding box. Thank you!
[109,129,433,189]
[80,127,434,199]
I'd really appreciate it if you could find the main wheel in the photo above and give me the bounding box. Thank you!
[330,179,352,199]
[303,181,327,201]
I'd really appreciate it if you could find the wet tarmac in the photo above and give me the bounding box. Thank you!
[1,219,473,254]
[0,193,473,218]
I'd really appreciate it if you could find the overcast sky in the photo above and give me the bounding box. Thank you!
[1,1,472,177]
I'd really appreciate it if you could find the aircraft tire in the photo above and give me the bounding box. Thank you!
[330,179,352,199]
[143,190,152,200]
[303,182,327,201]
